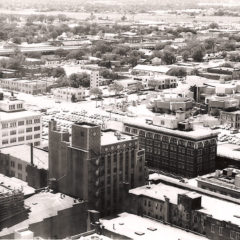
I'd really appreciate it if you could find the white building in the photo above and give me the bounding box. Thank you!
[0,98,42,148]
[90,71,100,89]
[0,78,53,95]
[52,87,85,102]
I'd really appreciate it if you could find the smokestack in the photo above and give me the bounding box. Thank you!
[30,143,33,166]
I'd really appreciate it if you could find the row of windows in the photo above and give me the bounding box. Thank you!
[2,119,41,129]
[2,126,41,137]
[126,126,216,148]
[2,134,40,145]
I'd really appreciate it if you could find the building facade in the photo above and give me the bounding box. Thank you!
[197,168,240,199]
[124,122,218,177]
[48,120,145,216]
[90,71,100,89]
[220,110,240,129]
[52,87,85,102]
[0,145,48,188]
[0,98,42,148]
[0,78,53,95]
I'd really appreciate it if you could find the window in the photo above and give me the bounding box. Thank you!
[26,135,32,140]
[34,118,40,124]
[9,122,16,128]
[18,121,24,126]
[10,170,15,177]
[18,129,24,134]
[10,130,16,135]
[211,224,215,233]
[2,139,8,145]
[2,123,8,129]
[10,138,16,143]
[26,119,32,125]
[2,131,8,137]
[219,227,223,236]
[18,164,22,170]
[18,136,24,142]
[10,161,15,167]
[18,173,22,179]
[34,134,40,139]
[230,231,236,240]
[26,127,32,133]
[34,141,40,146]
[34,126,40,131]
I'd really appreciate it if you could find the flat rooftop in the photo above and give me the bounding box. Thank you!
[0,110,40,122]
[100,212,208,240]
[0,191,78,237]
[124,118,219,140]
[101,130,136,146]
[217,143,240,161]
[129,183,240,227]
[0,173,35,196]
[0,145,48,170]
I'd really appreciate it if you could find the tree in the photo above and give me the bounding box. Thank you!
[161,50,176,65]
[182,51,190,62]
[52,67,66,78]
[204,38,216,53]
[66,49,85,60]
[109,82,124,96]
[55,48,68,58]
[167,67,187,78]
[192,47,205,62]
[90,87,103,107]
[69,73,90,88]
[208,22,219,29]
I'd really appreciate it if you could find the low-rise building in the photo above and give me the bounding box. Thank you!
[132,65,171,76]
[52,87,85,102]
[207,96,239,116]
[197,168,240,199]
[0,144,48,188]
[128,182,240,240]
[0,78,53,95]
[152,96,193,114]
[100,212,208,240]
[0,191,88,239]
[220,110,240,129]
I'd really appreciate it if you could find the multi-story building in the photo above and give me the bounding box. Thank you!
[48,120,145,216]
[220,110,240,129]
[128,182,240,240]
[52,87,85,102]
[90,71,100,89]
[123,120,218,177]
[0,78,54,95]
[197,168,240,199]
[0,97,42,148]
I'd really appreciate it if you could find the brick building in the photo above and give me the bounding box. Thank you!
[48,120,145,216]
[124,121,218,177]
[128,182,240,240]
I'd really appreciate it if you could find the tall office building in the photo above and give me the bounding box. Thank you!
[49,120,145,216]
